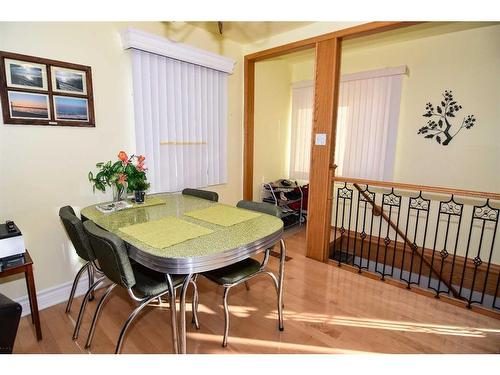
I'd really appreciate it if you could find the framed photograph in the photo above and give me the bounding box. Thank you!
[8,91,50,120]
[51,66,87,95]
[53,96,89,122]
[0,51,95,127]
[5,58,48,91]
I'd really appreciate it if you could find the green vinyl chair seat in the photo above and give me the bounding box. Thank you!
[181,188,219,202]
[202,258,261,285]
[131,263,184,297]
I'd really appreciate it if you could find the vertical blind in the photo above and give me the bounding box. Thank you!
[335,69,403,180]
[131,49,228,193]
[289,83,314,180]
[289,67,405,181]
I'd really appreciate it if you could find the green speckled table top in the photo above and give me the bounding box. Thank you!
[81,193,283,260]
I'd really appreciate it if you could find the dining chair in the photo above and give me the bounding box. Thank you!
[58,206,101,313]
[182,188,219,202]
[201,200,286,347]
[81,220,199,354]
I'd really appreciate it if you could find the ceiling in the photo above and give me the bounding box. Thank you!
[185,22,314,44]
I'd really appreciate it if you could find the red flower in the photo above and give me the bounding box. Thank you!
[118,173,127,185]
[118,151,128,162]
[136,162,145,172]
[137,155,145,163]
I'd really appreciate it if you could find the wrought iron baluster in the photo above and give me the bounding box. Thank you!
[346,186,354,266]
[332,184,340,259]
[358,185,375,272]
[418,198,431,286]
[466,200,499,308]
[334,183,352,265]
[447,204,463,296]
[459,205,475,299]
[428,205,441,292]
[430,196,463,297]
[480,218,498,306]
[353,188,361,270]
[400,197,412,286]
[367,189,376,274]
[375,192,384,278]
[391,197,402,277]
[467,219,486,307]
[493,272,500,310]
[378,188,401,280]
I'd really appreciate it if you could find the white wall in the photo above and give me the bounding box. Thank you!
[0,22,244,299]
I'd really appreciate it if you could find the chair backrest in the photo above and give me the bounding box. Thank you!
[236,200,283,218]
[0,293,22,354]
[182,188,219,202]
[82,221,136,289]
[59,206,95,262]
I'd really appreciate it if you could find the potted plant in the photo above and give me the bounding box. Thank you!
[88,151,150,202]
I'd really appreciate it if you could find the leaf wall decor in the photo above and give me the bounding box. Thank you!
[417,90,477,146]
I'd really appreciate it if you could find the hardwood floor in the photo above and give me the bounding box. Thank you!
[13,228,500,354]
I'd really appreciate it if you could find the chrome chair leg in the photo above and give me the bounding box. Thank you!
[166,275,179,354]
[190,278,200,330]
[277,239,286,331]
[261,271,283,330]
[115,294,159,354]
[85,283,117,349]
[222,286,231,347]
[66,262,89,313]
[72,276,106,340]
[87,264,95,301]
[178,273,193,354]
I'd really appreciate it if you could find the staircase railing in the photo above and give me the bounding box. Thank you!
[330,176,500,313]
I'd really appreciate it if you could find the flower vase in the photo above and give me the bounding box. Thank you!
[112,184,127,202]
[134,190,145,204]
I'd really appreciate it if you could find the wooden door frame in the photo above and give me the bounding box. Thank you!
[243,21,421,261]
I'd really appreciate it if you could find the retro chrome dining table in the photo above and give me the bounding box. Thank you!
[80,193,285,354]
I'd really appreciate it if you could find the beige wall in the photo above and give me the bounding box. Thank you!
[252,60,292,199]
[0,22,244,299]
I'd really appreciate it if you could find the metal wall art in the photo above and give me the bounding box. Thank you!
[417,90,476,146]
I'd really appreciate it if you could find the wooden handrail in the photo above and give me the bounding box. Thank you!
[333,176,500,201]
[352,183,461,298]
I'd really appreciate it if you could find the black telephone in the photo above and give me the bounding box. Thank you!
[279,179,293,187]
[5,220,16,233]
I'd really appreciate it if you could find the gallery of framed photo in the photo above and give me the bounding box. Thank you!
[0,51,95,127]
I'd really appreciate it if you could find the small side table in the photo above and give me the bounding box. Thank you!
[0,251,42,340]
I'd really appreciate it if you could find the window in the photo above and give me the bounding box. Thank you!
[123,29,234,192]
[289,66,405,181]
